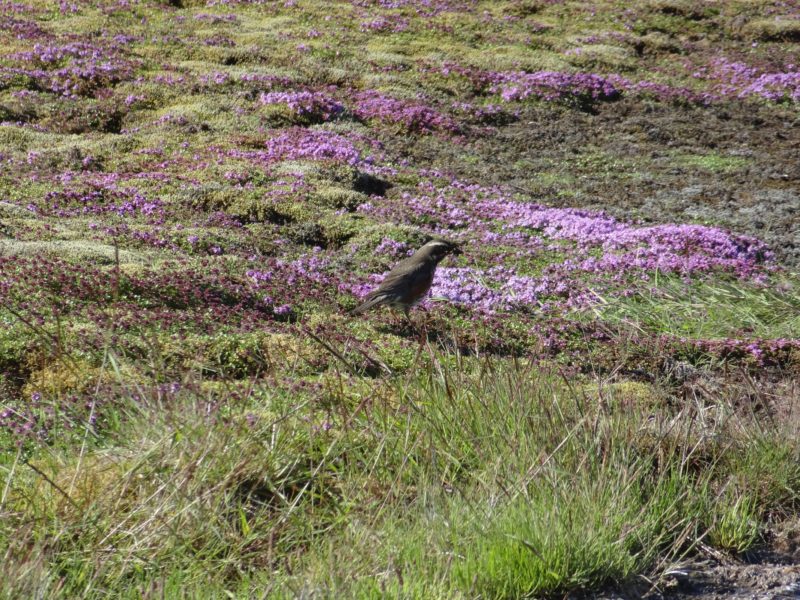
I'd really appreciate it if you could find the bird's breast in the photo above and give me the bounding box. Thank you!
[401,271,434,304]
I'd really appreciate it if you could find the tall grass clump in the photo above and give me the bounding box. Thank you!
[591,276,800,340]
[1,343,799,598]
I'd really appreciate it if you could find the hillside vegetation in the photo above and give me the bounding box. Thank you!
[0,0,799,597]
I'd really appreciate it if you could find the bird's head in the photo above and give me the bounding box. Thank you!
[420,239,462,263]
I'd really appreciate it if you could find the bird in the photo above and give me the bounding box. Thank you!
[350,239,461,316]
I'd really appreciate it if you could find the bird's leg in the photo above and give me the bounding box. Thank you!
[417,315,428,345]
[421,307,435,344]
[406,309,427,345]
[389,307,403,329]
[386,307,406,331]
[403,306,414,331]
[419,303,431,332]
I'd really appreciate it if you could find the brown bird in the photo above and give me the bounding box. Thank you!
[351,239,461,316]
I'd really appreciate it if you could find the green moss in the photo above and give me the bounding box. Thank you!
[318,213,361,247]
[0,323,35,383]
[257,102,307,127]
[636,31,682,54]
[158,331,324,378]
[631,11,713,36]
[272,200,316,223]
[312,186,368,211]
[0,240,146,264]
[0,125,47,151]
[649,0,719,20]
[580,380,661,409]
[180,183,237,213]
[742,18,800,41]
[673,152,750,173]
[572,149,636,180]
[304,163,362,188]
[564,43,636,71]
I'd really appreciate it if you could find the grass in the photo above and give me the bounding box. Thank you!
[588,276,800,340]
[2,346,799,598]
[672,152,751,174]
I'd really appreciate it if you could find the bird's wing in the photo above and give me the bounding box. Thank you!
[351,258,435,315]
[372,258,433,297]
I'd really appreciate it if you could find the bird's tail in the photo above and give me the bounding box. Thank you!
[350,294,384,315]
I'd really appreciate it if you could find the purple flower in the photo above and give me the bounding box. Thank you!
[273,304,292,315]
[352,90,460,133]
[374,237,411,257]
[259,90,344,121]
[489,71,622,103]
[262,128,364,165]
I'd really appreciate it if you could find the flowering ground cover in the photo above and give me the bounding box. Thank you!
[0,0,799,598]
